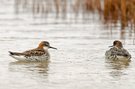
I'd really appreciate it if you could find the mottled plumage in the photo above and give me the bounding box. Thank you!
[105,40,131,61]
[9,41,57,62]
[105,47,131,60]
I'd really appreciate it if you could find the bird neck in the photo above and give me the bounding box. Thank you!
[37,44,44,49]
[114,46,123,49]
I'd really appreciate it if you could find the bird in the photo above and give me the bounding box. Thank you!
[105,40,131,61]
[9,41,57,62]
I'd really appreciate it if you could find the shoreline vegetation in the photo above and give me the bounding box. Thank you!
[15,0,135,30]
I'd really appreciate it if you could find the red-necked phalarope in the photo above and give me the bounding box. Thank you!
[9,41,57,62]
[105,40,131,61]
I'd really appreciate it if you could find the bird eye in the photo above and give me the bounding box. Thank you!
[44,43,49,46]
[46,43,48,45]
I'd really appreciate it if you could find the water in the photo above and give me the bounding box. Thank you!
[0,0,135,89]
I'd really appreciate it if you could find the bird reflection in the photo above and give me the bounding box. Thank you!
[9,60,50,75]
[106,60,130,70]
[105,60,130,79]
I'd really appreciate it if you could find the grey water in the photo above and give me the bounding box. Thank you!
[0,0,135,89]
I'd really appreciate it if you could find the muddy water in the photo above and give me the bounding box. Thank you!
[0,0,135,89]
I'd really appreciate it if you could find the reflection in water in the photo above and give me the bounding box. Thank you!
[102,26,135,44]
[105,60,130,79]
[14,0,135,42]
[14,0,135,30]
[9,61,49,75]
[14,0,68,18]
[14,0,102,19]
[106,60,130,70]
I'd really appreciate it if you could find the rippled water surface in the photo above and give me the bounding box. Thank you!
[0,0,135,89]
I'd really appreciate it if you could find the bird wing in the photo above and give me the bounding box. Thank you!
[9,51,25,56]
[9,48,46,57]
[23,48,46,57]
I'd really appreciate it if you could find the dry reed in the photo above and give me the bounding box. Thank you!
[14,0,135,29]
[103,0,135,29]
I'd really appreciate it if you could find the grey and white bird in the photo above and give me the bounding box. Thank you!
[105,40,131,61]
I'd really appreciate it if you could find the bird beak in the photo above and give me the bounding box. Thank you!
[49,46,57,50]
[109,45,113,47]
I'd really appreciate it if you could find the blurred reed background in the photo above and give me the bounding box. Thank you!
[14,0,135,30]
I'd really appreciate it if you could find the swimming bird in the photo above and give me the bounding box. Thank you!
[105,40,131,61]
[9,41,57,62]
